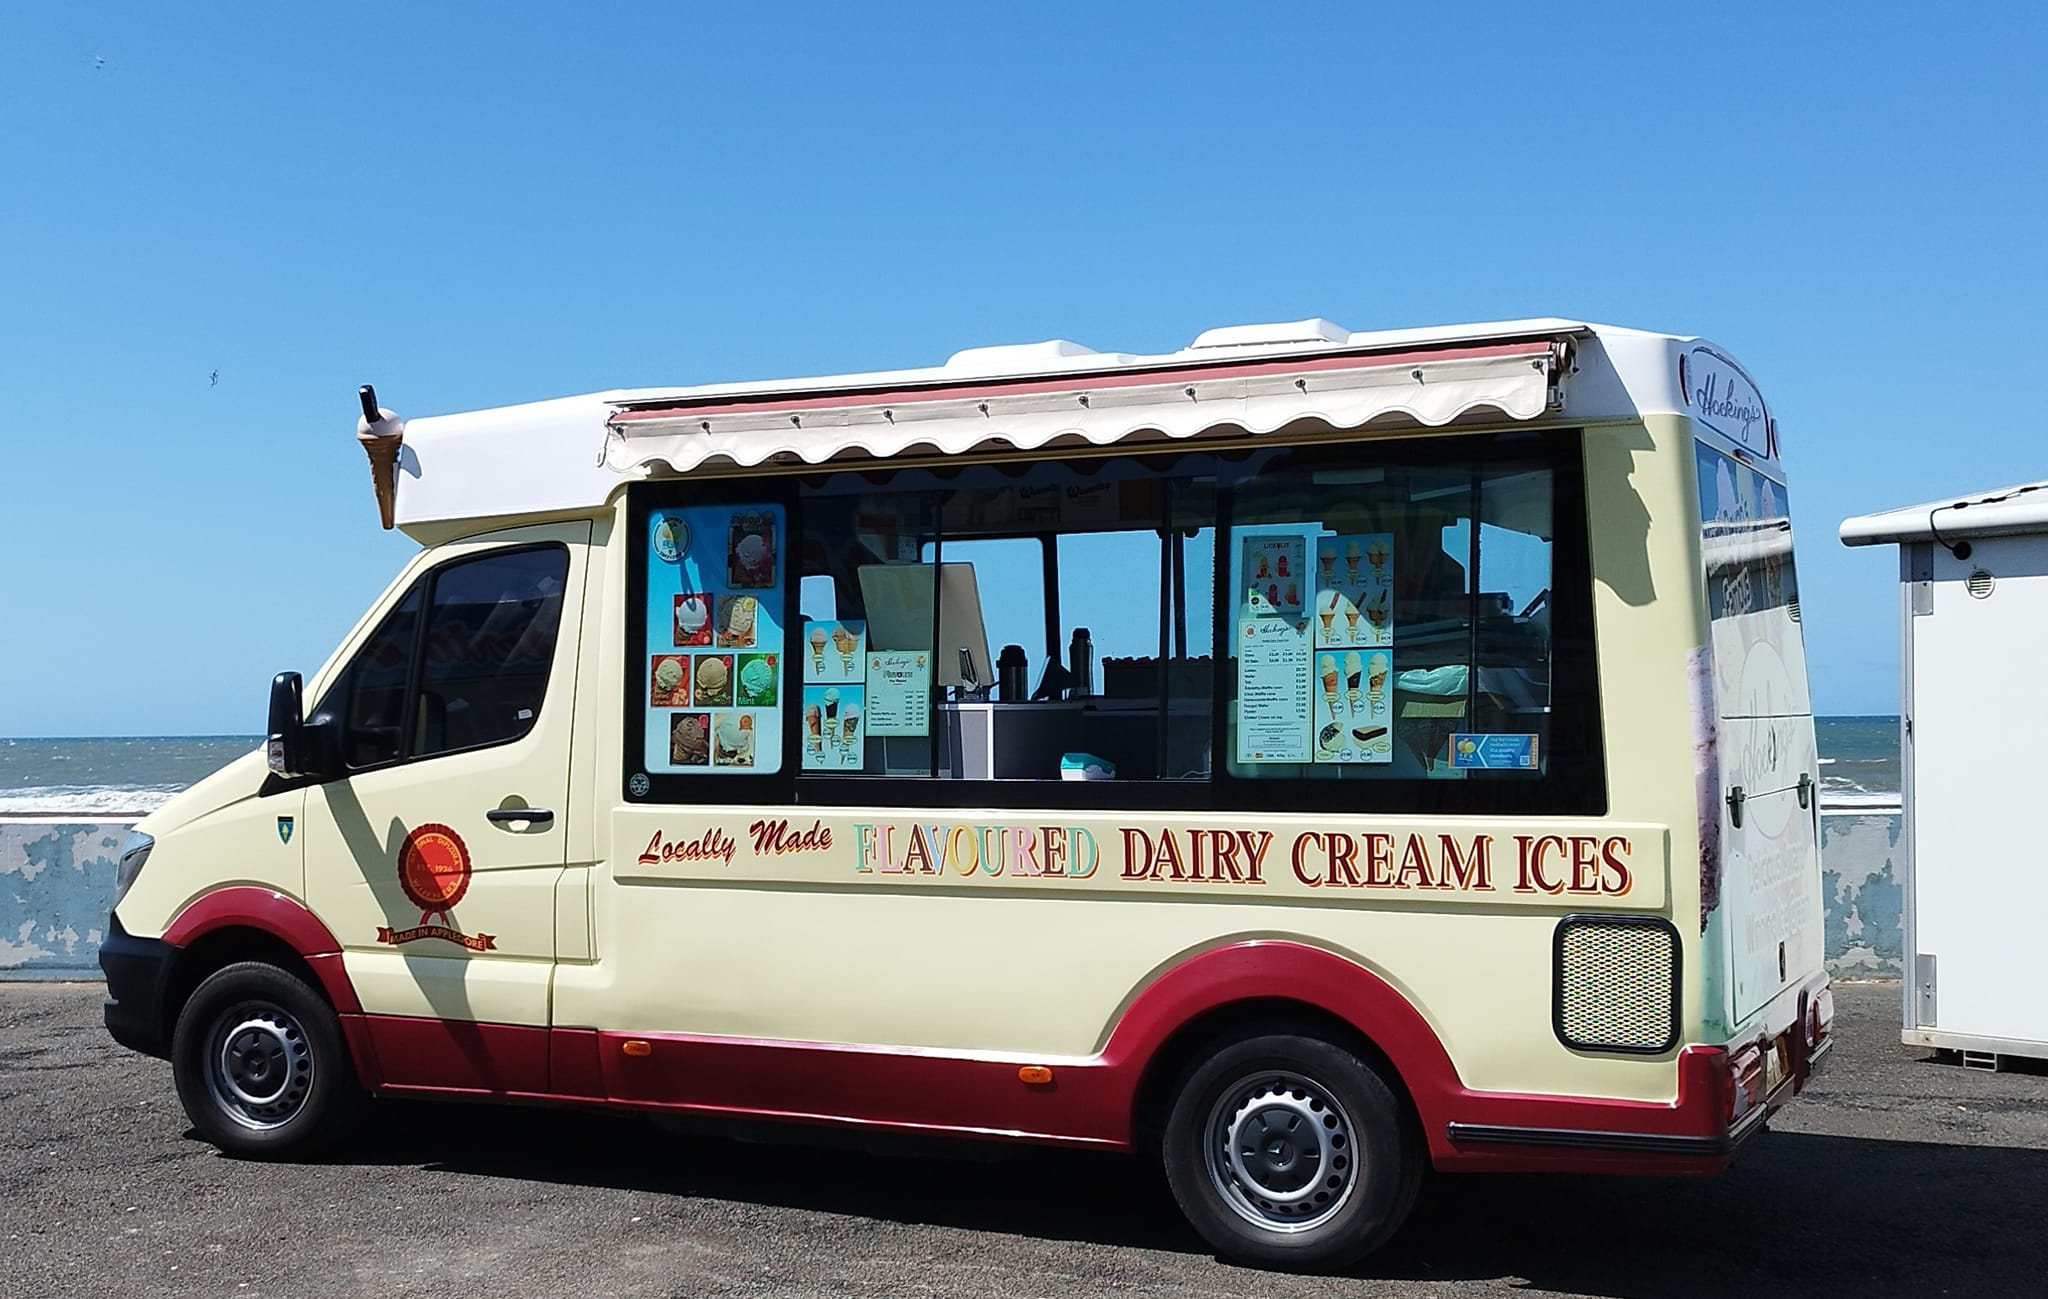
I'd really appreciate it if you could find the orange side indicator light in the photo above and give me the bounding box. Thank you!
[1018,1065,1053,1086]
[622,1039,653,1058]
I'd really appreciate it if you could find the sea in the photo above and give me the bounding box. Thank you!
[0,719,1904,815]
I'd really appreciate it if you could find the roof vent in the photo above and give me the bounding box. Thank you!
[1188,318,1350,350]
[943,339,1099,377]
[1967,569,1995,599]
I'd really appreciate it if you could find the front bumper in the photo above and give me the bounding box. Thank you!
[99,912,175,1059]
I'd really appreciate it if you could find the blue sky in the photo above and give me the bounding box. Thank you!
[2,3,2043,735]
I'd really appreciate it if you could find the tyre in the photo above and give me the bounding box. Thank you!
[170,961,363,1159]
[1161,1032,1421,1271]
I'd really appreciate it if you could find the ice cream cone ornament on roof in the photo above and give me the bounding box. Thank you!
[355,383,405,530]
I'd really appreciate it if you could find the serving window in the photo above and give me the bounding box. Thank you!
[623,428,1602,814]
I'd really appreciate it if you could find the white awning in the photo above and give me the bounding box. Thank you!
[605,338,1570,475]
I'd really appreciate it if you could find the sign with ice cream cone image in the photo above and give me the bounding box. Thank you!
[1314,533,1393,650]
[801,683,866,769]
[1314,647,1393,765]
[802,620,866,684]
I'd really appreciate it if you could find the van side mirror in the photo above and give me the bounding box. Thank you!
[267,672,307,777]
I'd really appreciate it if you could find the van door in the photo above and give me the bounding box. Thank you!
[299,522,590,1080]
[1696,442,1824,1028]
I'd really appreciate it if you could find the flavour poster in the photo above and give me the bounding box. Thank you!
[646,505,786,775]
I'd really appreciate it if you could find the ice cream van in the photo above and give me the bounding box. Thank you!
[99,316,1832,1270]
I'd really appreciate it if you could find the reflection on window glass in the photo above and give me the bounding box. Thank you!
[798,489,940,776]
[797,460,1215,782]
[323,546,567,771]
[1225,452,1554,782]
[414,548,568,758]
[337,587,421,770]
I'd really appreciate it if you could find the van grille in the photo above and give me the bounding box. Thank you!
[1554,915,1680,1054]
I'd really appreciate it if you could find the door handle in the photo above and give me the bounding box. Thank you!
[486,807,555,826]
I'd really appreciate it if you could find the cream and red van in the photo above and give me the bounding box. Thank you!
[100,317,1831,1270]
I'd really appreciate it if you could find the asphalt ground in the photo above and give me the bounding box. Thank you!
[4,981,2046,1299]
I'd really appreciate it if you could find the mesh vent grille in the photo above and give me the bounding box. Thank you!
[1967,569,1995,599]
[1555,917,1679,1053]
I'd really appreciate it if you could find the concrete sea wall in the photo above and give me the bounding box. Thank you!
[4,807,1910,981]
[1,819,128,977]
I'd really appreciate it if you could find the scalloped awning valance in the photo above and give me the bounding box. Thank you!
[605,338,1572,475]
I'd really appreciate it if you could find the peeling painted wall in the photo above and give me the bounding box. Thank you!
[4,811,1911,980]
[0,820,128,977]
[1820,808,1905,979]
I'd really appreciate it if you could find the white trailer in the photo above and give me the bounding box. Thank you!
[1842,482,2048,1066]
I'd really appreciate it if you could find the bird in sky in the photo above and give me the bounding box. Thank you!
[209,370,219,387]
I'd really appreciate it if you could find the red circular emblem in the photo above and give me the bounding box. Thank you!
[398,823,471,921]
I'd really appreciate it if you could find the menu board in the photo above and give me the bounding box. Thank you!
[1231,528,1398,767]
[1235,615,1314,763]
[865,649,932,737]
[644,505,785,774]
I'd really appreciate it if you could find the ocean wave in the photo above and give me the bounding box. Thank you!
[1817,791,1904,811]
[0,786,182,816]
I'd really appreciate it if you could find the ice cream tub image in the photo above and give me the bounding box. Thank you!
[713,716,755,767]
[669,712,710,766]
[650,654,691,707]
[674,593,713,647]
[718,594,761,648]
[738,653,778,705]
[695,654,733,707]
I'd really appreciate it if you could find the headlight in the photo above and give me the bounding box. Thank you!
[115,832,154,905]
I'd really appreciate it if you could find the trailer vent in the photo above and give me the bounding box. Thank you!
[1787,596,1801,622]
[1966,569,1995,599]
[1554,915,1680,1054]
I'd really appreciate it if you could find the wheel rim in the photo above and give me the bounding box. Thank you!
[1204,1071,1358,1233]
[205,1005,314,1130]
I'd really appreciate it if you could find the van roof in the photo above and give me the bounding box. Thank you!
[387,317,1751,534]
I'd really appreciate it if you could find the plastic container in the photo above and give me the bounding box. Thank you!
[1060,753,1115,781]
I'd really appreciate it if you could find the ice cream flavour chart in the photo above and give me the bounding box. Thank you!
[1235,530,1395,766]
[800,618,869,770]
[644,505,786,774]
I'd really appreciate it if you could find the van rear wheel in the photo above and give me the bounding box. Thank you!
[170,961,361,1159]
[1162,1032,1420,1271]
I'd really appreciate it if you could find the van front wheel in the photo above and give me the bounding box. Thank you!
[1161,1033,1420,1271]
[170,961,361,1159]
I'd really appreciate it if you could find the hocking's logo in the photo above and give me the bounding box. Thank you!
[277,816,293,844]
[376,823,496,951]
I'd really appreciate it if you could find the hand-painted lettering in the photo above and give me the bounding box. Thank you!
[638,827,737,869]
[1363,833,1396,888]
[748,819,832,856]
[1439,834,1491,891]
[1571,836,1601,893]
[1293,831,1324,886]
[1601,836,1633,894]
